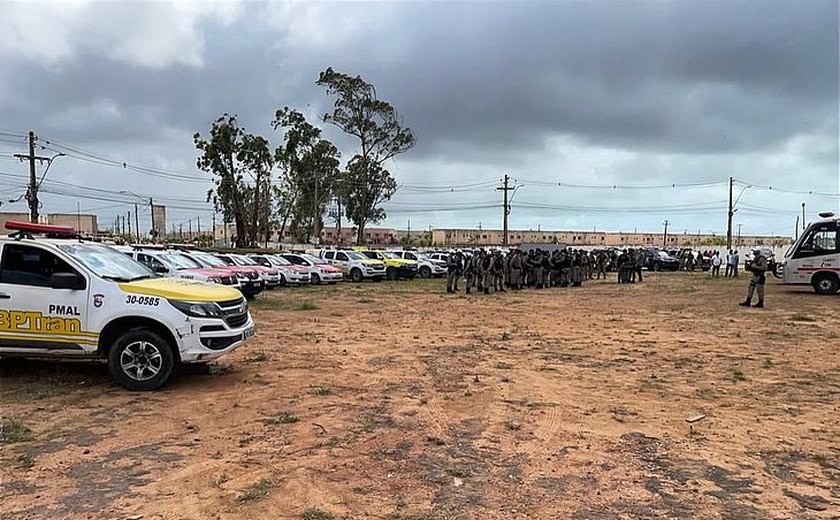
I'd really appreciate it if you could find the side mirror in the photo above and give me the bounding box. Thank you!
[153,264,168,274]
[50,272,85,290]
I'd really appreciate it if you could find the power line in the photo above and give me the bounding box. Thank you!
[519,179,728,190]
[733,178,840,198]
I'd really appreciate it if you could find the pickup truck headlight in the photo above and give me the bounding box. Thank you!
[169,300,224,318]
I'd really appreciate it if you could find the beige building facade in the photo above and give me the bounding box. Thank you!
[431,228,791,248]
[0,212,98,234]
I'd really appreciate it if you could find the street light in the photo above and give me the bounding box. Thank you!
[37,152,66,188]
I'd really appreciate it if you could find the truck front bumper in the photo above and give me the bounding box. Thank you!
[178,314,256,363]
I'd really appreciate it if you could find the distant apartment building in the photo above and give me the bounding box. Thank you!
[47,214,99,235]
[430,228,791,248]
[320,227,397,245]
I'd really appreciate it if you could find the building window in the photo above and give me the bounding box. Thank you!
[482,234,487,239]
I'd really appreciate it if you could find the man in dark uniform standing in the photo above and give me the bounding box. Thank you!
[446,251,462,293]
[740,248,767,308]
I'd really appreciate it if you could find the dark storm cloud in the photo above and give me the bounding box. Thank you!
[0,0,836,234]
[277,0,837,162]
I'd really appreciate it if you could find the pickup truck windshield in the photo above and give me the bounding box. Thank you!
[232,255,258,266]
[59,244,154,281]
[191,252,227,268]
[302,254,326,265]
[160,252,201,270]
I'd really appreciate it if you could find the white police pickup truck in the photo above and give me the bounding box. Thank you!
[0,222,255,390]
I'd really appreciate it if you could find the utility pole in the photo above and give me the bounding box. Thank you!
[407,219,411,243]
[496,174,513,247]
[726,176,734,250]
[336,197,342,246]
[134,203,140,244]
[197,215,202,238]
[127,211,132,241]
[737,223,742,247]
[662,220,670,247]
[312,176,319,244]
[13,131,52,223]
[76,202,81,232]
[189,219,193,239]
[795,215,800,240]
[212,212,217,247]
[802,203,806,230]
[149,198,155,242]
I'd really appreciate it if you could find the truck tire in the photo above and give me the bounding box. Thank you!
[812,273,839,295]
[108,328,175,391]
[773,263,784,279]
[278,274,287,287]
[350,268,364,283]
[419,266,432,279]
[386,267,398,281]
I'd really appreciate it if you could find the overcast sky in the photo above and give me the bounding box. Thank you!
[0,0,837,237]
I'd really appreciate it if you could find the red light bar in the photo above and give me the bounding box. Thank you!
[5,221,76,236]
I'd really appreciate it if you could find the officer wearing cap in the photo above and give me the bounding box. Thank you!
[740,248,767,308]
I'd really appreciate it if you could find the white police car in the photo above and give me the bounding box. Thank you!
[0,221,255,390]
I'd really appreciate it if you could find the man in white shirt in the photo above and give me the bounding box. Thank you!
[711,251,722,277]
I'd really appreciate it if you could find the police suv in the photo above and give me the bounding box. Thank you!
[0,222,255,390]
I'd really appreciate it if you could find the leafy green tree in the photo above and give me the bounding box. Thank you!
[316,68,415,244]
[194,115,274,247]
[273,107,341,244]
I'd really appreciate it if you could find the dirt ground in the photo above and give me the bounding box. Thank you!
[1,272,839,520]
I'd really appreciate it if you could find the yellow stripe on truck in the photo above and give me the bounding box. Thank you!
[0,332,98,346]
[119,278,242,302]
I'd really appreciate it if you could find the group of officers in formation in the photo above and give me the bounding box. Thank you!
[445,248,648,294]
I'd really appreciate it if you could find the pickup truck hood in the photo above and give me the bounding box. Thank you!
[177,267,231,278]
[119,277,242,302]
[359,259,385,267]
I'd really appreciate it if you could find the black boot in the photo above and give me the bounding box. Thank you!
[739,299,751,307]
[754,300,764,308]
[447,289,453,294]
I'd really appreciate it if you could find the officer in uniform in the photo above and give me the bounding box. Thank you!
[633,248,644,283]
[464,252,476,294]
[596,251,608,280]
[560,249,571,287]
[494,251,506,292]
[510,250,523,290]
[446,251,462,293]
[482,250,495,294]
[504,250,513,288]
[570,250,582,287]
[740,248,767,308]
